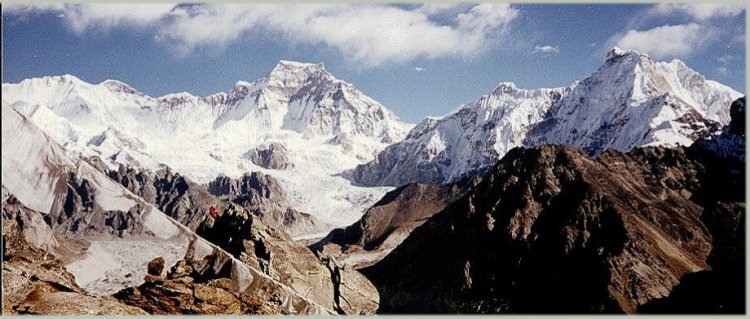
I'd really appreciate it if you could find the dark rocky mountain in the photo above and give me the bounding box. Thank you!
[104,164,217,230]
[312,176,480,269]
[206,172,330,238]
[95,160,328,238]
[360,97,745,314]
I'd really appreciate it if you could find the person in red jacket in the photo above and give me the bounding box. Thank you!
[209,206,219,218]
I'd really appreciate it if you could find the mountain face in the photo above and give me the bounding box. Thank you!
[312,176,480,269]
[360,98,745,313]
[2,61,412,230]
[1,104,379,315]
[353,48,742,187]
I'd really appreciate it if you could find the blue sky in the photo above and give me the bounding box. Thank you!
[2,3,745,123]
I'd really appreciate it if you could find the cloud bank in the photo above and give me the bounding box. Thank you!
[3,3,520,68]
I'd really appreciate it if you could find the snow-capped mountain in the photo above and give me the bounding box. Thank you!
[353,48,743,186]
[2,61,413,228]
[354,83,567,185]
[1,104,375,314]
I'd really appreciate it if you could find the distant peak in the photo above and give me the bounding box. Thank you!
[270,60,327,77]
[60,74,83,81]
[100,79,141,95]
[668,59,688,69]
[276,60,325,70]
[265,60,334,87]
[605,47,643,62]
[493,82,519,94]
[158,91,198,102]
[234,80,254,88]
[41,74,86,85]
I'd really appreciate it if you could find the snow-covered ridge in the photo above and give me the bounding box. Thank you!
[353,48,743,186]
[2,61,412,229]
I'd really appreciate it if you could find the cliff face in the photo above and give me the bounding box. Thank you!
[361,97,745,314]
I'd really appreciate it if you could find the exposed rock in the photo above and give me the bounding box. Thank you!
[207,172,330,238]
[729,96,745,136]
[362,141,737,313]
[105,164,221,230]
[246,142,292,170]
[313,176,479,269]
[114,264,256,314]
[196,206,379,314]
[2,212,146,315]
[147,257,165,276]
[114,236,336,315]
[102,161,327,238]
[637,98,746,314]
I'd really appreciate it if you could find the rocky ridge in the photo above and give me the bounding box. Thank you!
[361,96,745,313]
[313,176,480,269]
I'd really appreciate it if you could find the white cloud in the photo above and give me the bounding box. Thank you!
[604,3,742,61]
[610,23,703,59]
[649,4,744,21]
[415,67,426,72]
[416,3,469,17]
[3,3,177,34]
[3,3,520,68]
[533,45,560,55]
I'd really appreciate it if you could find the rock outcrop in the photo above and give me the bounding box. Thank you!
[104,164,220,231]
[207,172,330,238]
[246,142,292,170]
[114,258,281,314]
[196,206,379,314]
[102,161,328,238]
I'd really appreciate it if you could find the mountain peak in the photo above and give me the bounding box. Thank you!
[270,60,327,78]
[605,47,643,62]
[492,82,519,95]
[276,60,325,70]
[100,79,142,95]
[33,74,86,86]
[265,60,332,89]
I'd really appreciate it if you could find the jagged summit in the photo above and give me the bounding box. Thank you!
[275,60,325,70]
[100,79,142,95]
[605,46,642,61]
[492,82,519,94]
[353,48,742,187]
[267,60,329,84]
